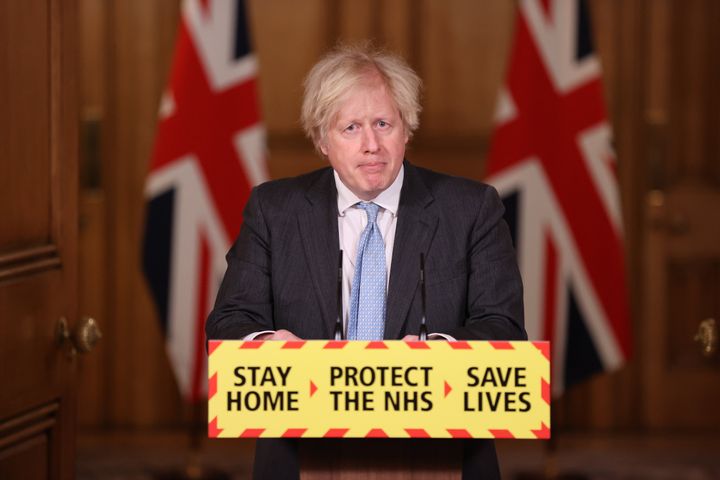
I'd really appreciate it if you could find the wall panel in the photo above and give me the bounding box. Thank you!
[250,0,328,134]
[102,0,184,427]
[420,0,514,137]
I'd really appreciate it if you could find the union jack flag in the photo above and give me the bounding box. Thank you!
[142,0,267,402]
[486,0,631,396]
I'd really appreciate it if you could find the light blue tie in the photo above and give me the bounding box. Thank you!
[348,202,386,340]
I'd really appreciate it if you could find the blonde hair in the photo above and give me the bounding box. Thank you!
[301,43,422,152]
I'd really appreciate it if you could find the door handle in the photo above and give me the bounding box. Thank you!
[57,316,103,358]
[694,318,717,358]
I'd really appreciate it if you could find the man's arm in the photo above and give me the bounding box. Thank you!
[449,186,526,341]
[255,330,302,341]
[206,188,277,340]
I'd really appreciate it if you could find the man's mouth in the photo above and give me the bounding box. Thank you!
[358,162,386,170]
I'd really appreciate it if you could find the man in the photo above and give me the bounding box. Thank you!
[206,44,525,479]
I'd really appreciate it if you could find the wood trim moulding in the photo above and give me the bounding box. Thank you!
[0,402,58,452]
[325,0,341,47]
[0,245,61,282]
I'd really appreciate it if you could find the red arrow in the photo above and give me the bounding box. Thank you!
[444,381,452,398]
[310,380,318,397]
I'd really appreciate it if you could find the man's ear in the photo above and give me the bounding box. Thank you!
[319,141,328,156]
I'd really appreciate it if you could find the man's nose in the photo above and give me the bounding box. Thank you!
[362,128,380,154]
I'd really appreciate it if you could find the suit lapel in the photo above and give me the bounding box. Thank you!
[297,169,340,338]
[385,163,438,340]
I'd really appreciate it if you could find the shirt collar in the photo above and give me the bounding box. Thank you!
[335,164,404,217]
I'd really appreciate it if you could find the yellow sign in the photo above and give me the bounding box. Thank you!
[208,340,550,439]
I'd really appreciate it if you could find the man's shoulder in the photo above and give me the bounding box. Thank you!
[252,166,333,207]
[405,162,505,229]
[409,163,498,202]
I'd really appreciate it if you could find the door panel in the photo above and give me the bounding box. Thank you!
[0,0,79,478]
[0,0,52,249]
[0,403,56,480]
[644,187,720,428]
[641,0,720,429]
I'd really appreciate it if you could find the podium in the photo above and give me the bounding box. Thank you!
[209,339,549,479]
[300,439,462,479]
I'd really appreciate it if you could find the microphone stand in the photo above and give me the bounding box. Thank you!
[334,250,344,341]
[418,253,428,341]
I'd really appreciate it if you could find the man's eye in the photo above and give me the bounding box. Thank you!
[345,124,357,132]
[377,120,389,128]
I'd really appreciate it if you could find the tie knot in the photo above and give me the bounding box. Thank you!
[357,202,380,223]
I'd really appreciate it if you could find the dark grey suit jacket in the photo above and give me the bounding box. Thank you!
[206,161,526,479]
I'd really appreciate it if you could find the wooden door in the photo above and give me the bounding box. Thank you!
[0,0,79,478]
[644,187,720,428]
[641,0,720,428]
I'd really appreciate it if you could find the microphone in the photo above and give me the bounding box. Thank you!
[334,250,344,341]
[418,253,428,341]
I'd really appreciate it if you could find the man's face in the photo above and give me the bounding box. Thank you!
[320,76,407,201]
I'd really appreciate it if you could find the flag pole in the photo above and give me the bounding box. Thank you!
[185,399,206,479]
